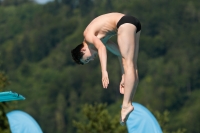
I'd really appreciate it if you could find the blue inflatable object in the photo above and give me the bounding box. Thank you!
[6,110,43,133]
[0,91,25,102]
[126,103,162,133]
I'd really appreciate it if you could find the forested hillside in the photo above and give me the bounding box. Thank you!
[0,0,200,133]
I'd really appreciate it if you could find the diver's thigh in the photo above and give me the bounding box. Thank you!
[117,23,137,60]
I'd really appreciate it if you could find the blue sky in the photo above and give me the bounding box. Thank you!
[35,0,53,4]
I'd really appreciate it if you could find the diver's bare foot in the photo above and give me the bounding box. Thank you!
[120,104,134,126]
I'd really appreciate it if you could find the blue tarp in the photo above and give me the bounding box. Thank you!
[6,110,43,133]
[126,102,163,133]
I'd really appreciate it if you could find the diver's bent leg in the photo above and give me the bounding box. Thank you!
[117,23,140,124]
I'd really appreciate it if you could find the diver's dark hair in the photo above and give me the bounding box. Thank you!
[71,43,84,65]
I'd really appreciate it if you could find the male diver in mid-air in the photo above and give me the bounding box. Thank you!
[71,12,141,125]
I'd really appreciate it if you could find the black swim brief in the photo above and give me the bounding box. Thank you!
[116,15,141,33]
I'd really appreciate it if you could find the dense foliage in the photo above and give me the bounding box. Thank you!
[0,0,200,133]
[0,72,11,133]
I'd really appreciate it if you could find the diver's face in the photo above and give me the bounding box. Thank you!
[80,47,97,64]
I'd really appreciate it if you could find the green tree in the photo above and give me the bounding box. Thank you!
[73,103,127,133]
[152,110,186,133]
[0,72,11,133]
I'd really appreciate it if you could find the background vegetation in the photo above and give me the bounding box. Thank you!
[0,0,200,133]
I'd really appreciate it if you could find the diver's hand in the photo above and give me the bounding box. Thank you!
[120,74,125,94]
[102,71,109,89]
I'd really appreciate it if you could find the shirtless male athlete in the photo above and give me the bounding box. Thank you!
[71,12,141,125]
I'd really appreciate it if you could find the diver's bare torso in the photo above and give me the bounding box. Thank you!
[84,13,124,39]
[84,12,125,55]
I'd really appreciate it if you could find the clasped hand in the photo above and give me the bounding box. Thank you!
[102,71,109,88]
